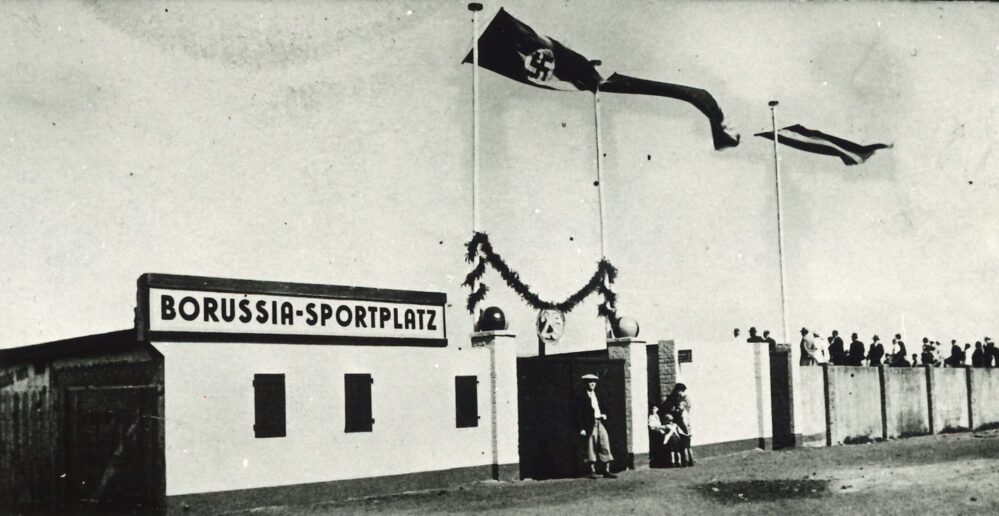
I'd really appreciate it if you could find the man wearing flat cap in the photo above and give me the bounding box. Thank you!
[575,373,616,479]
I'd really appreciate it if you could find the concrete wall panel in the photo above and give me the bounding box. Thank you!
[884,368,929,438]
[827,367,882,445]
[674,341,771,448]
[931,368,970,432]
[797,366,826,446]
[970,368,999,428]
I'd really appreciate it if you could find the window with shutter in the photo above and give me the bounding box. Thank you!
[253,373,286,438]
[344,373,373,433]
[455,375,479,428]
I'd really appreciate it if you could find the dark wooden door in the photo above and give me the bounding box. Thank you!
[63,385,162,512]
[769,348,795,449]
[517,357,627,479]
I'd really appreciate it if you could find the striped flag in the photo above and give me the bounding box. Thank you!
[755,124,892,165]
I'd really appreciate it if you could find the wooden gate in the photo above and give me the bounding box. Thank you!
[62,385,163,512]
[0,389,55,511]
[517,357,627,480]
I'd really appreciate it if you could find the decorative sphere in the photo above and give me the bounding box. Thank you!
[478,306,508,331]
[613,316,640,338]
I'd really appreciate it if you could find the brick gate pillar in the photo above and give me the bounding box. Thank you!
[606,337,649,468]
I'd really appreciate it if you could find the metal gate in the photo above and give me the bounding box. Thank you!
[62,385,163,512]
[517,357,627,480]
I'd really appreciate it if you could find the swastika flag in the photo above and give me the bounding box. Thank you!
[462,8,601,92]
[601,73,741,150]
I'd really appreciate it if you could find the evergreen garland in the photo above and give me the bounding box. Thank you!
[462,232,618,318]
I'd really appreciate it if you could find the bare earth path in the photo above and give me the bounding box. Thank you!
[228,430,999,515]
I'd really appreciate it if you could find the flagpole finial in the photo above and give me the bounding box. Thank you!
[468,2,483,11]
[768,100,779,107]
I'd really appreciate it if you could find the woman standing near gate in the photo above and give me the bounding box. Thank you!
[661,383,693,467]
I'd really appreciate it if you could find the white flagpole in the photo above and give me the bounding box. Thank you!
[769,100,790,346]
[592,61,611,336]
[469,2,482,330]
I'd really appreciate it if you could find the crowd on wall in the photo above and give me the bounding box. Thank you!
[733,326,999,368]
[796,327,998,367]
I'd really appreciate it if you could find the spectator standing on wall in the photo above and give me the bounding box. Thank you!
[813,332,828,363]
[986,339,998,368]
[829,330,846,365]
[911,353,920,367]
[973,342,985,367]
[800,327,818,366]
[868,335,884,366]
[962,343,971,366]
[945,340,963,367]
[747,327,764,343]
[892,334,908,366]
[849,333,866,366]
[763,330,776,347]
[921,338,935,367]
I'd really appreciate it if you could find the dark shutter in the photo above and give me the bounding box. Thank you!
[253,373,286,438]
[344,373,373,433]
[455,375,479,428]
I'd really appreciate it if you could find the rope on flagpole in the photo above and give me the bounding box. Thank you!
[769,100,790,346]
[592,62,613,333]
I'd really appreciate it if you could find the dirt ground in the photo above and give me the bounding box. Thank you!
[228,430,999,515]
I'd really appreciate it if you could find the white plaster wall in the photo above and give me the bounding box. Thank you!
[153,341,497,496]
[674,341,772,447]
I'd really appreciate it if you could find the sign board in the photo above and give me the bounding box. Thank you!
[137,274,447,347]
[678,349,693,364]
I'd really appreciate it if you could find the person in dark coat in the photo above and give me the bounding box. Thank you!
[973,342,985,367]
[848,333,866,366]
[945,340,963,367]
[986,339,998,368]
[890,334,908,367]
[575,373,616,479]
[763,330,777,347]
[868,335,884,366]
[747,327,764,343]
[829,330,846,365]
[921,338,935,367]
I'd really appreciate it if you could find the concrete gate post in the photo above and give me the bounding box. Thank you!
[472,331,519,480]
[606,337,649,468]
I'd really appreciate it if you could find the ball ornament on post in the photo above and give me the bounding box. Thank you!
[612,316,640,338]
[477,306,508,332]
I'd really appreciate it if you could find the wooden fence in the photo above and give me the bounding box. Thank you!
[0,388,57,511]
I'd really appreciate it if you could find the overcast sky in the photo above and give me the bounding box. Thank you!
[1,1,997,351]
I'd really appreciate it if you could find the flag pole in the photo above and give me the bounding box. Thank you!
[469,2,483,330]
[592,61,611,337]
[769,100,790,346]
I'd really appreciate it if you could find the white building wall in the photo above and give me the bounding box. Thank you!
[153,341,495,496]
[674,341,772,447]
